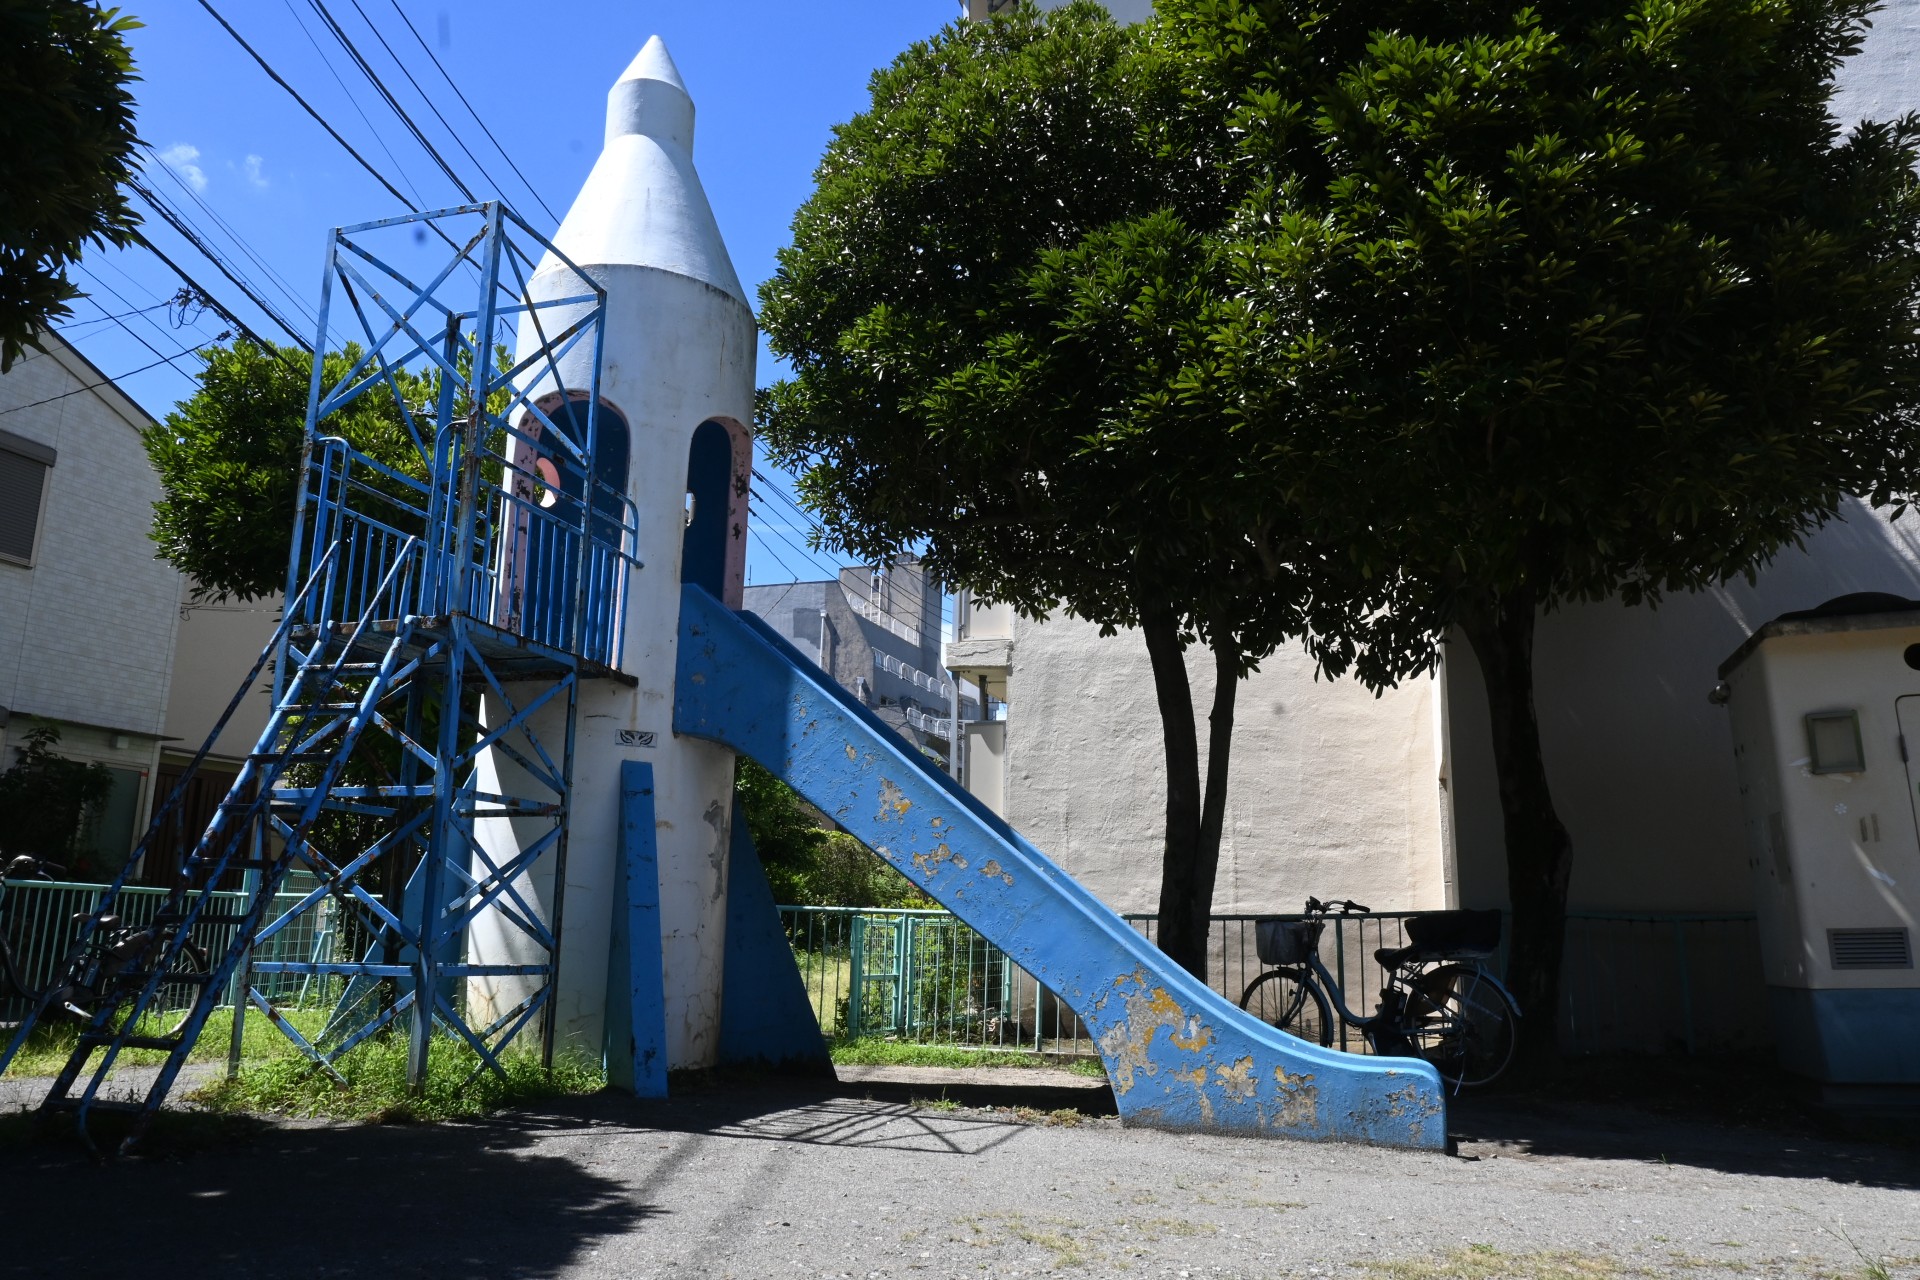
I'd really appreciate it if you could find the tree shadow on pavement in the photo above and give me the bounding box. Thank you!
[481,1077,1042,1158]
[0,1111,661,1279]
[1447,1056,1920,1190]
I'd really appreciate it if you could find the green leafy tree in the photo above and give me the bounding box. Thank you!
[0,723,115,876]
[0,1,142,371]
[758,4,1417,977]
[1158,0,1920,1056]
[143,340,436,601]
[738,760,929,907]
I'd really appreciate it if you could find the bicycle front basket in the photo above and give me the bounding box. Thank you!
[1254,918,1325,966]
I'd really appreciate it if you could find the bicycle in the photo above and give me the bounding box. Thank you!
[1238,896,1521,1089]
[0,856,210,1028]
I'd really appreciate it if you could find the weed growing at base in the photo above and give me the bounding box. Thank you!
[830,1036,1103,1075]
[191,1034,603,1123]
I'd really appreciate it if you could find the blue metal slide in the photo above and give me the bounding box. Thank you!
[675,585,1447,1147]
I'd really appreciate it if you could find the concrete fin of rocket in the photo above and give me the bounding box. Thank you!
[540,35,748,308]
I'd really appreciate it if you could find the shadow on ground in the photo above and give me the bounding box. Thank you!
[0,1109,661,1278]
[1447,1055,1920,1190]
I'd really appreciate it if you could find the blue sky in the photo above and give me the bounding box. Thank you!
[66,0,962,587]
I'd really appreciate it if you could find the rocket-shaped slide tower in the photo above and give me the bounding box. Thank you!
[677,586,1448,1147]
[518,35,1447,1147]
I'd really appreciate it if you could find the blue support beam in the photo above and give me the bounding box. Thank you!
[675,585,1446,1148]
[718,799,834,1076]
[606,760,668,1097]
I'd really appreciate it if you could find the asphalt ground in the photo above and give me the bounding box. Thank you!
[0,1067,1915,1280]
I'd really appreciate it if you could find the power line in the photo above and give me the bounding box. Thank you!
[71,270,221,374]
[132,232,279,353]
[344,0,522,212]
[129,179,313,351]
[0,342,219,418]
[387,0,558,224]
[143,143,323,339]
[56,300,175,334]
[306,0,475,202]
[196,0,426,217]
[280,0,424,209]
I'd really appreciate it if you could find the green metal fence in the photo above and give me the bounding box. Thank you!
[0,878,346,1023]
[779,904,1769,1059]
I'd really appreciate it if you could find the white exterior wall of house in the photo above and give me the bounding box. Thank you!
[999,611,1451,916]
[0,335,182,865]
[162,588,281,765]
[1449,502,1920,916]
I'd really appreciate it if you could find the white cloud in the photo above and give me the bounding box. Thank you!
[159,143,207,192]
[242,154,268,189]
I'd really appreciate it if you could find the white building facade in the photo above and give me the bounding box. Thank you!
[0,334,182,877]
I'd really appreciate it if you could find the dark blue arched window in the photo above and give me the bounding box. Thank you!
[682,420,733,599]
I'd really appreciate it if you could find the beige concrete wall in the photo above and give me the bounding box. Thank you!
[1447,499,1920,913]
[163,584,282,764]
[1002,611,1449,916]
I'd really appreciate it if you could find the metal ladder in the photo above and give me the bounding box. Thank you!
[22,545,420,1151]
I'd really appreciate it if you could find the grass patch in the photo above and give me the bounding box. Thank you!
[190,1033,603,1124]
[829,1037,1100,1072]
[1361,1246,1620,1280]
[4,1006,328,1076]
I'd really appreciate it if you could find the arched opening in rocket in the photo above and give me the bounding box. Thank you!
[503,395,630,656]
[682,419,734,600]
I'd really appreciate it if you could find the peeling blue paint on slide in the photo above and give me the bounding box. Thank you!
[719,798,835,1075]
[675,585,1447,1148]
[606,760,669,1097]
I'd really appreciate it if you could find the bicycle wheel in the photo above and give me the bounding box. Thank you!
[158,940,211,1035]
[1238,967,1334,1048]
[1399,963,1518,1088]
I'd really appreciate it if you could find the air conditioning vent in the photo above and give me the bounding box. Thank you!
[1828,928,1913,970]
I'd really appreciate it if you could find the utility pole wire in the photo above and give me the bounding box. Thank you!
[195,0,424,216]
[387,0,559,224]
[280,0,425,209]
[131,232,278,353]
[306,0,475,201]
[0,343,220,418]
[344,0,527,216]
[129,180,313,351]
[194,0,469,266]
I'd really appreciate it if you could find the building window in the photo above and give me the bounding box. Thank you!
[0,428,55,567]
[1806,710,1865,774]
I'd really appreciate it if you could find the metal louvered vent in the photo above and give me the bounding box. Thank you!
[1828,928,1913,970]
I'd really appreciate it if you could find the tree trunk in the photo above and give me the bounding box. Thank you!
[1456,589,1572,1068]
[1144,604,1241,982]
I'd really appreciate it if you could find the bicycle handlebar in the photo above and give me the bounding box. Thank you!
[1303,896,1370,915]
[3,856,63,882]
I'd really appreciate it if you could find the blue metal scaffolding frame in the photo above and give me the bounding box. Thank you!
[1,203,638,1150]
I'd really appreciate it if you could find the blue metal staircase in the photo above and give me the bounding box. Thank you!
[0,204,635,1151]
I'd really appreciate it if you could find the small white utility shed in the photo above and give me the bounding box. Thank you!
[1719,594,1920,1089]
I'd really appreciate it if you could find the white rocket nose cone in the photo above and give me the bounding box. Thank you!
[537,33,747,308]
[609,35,695,152]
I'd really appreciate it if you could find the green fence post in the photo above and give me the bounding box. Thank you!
[847,914,865,1040]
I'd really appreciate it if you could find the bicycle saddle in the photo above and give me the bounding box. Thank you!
[1375,909,1502,970]
[1374,941,1495,971]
